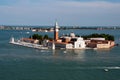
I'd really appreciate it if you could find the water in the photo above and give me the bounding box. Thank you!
[0,29,120,80]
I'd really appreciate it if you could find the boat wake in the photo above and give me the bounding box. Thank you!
[75,66,120,70]
[61,66,120,70]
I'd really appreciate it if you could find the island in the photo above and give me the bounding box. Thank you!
[9,22,115,49]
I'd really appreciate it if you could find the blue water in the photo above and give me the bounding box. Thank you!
[0,30,120,80]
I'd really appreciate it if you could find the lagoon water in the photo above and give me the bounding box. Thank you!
[0,29,120,80]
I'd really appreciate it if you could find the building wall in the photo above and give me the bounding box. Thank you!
[90,38,105,40]
[55,43,73,49]
[97,44,110,48]
[66,44,73,49]
[34,40,39,44]
[87,41,115,48]
[97,41,115,48]
[55,43,66,48]
[62,38,71,43]
[109,41,115,47]
[47,42,73,49]
[74,41,86,48]
[21,38,39,44]
[87,43,97,48]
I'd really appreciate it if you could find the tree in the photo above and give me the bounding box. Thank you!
[82,33,114,41]
[30,34,53,41]
[44,34,49,39]
[32,34,43,40]
[32,34,38,39]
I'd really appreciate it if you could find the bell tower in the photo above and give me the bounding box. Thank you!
[54,21,59,41]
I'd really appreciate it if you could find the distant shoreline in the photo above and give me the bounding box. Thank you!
[1,25,120,31]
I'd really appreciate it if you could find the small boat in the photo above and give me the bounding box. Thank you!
[26,32,30,34]
[104,69,109,72]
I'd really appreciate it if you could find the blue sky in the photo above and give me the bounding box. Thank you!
[0,0,120,26]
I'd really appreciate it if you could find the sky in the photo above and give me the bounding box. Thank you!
[0,0,120,26]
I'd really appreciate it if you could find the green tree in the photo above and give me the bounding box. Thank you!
[82,33,114,41]
[44,34,49,39]
[32,34,43,40]
[32,34,39,39]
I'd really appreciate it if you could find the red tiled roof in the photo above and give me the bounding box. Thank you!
[22,38,36,41]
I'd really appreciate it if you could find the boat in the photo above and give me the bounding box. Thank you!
[26,32,30,34]
[104,69,109,72]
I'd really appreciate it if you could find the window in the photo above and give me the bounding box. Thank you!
[79,44,81,47]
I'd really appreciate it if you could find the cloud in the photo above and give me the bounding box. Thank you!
[0,0,120,26]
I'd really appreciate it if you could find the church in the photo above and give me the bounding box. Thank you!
[47,21,86,49]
